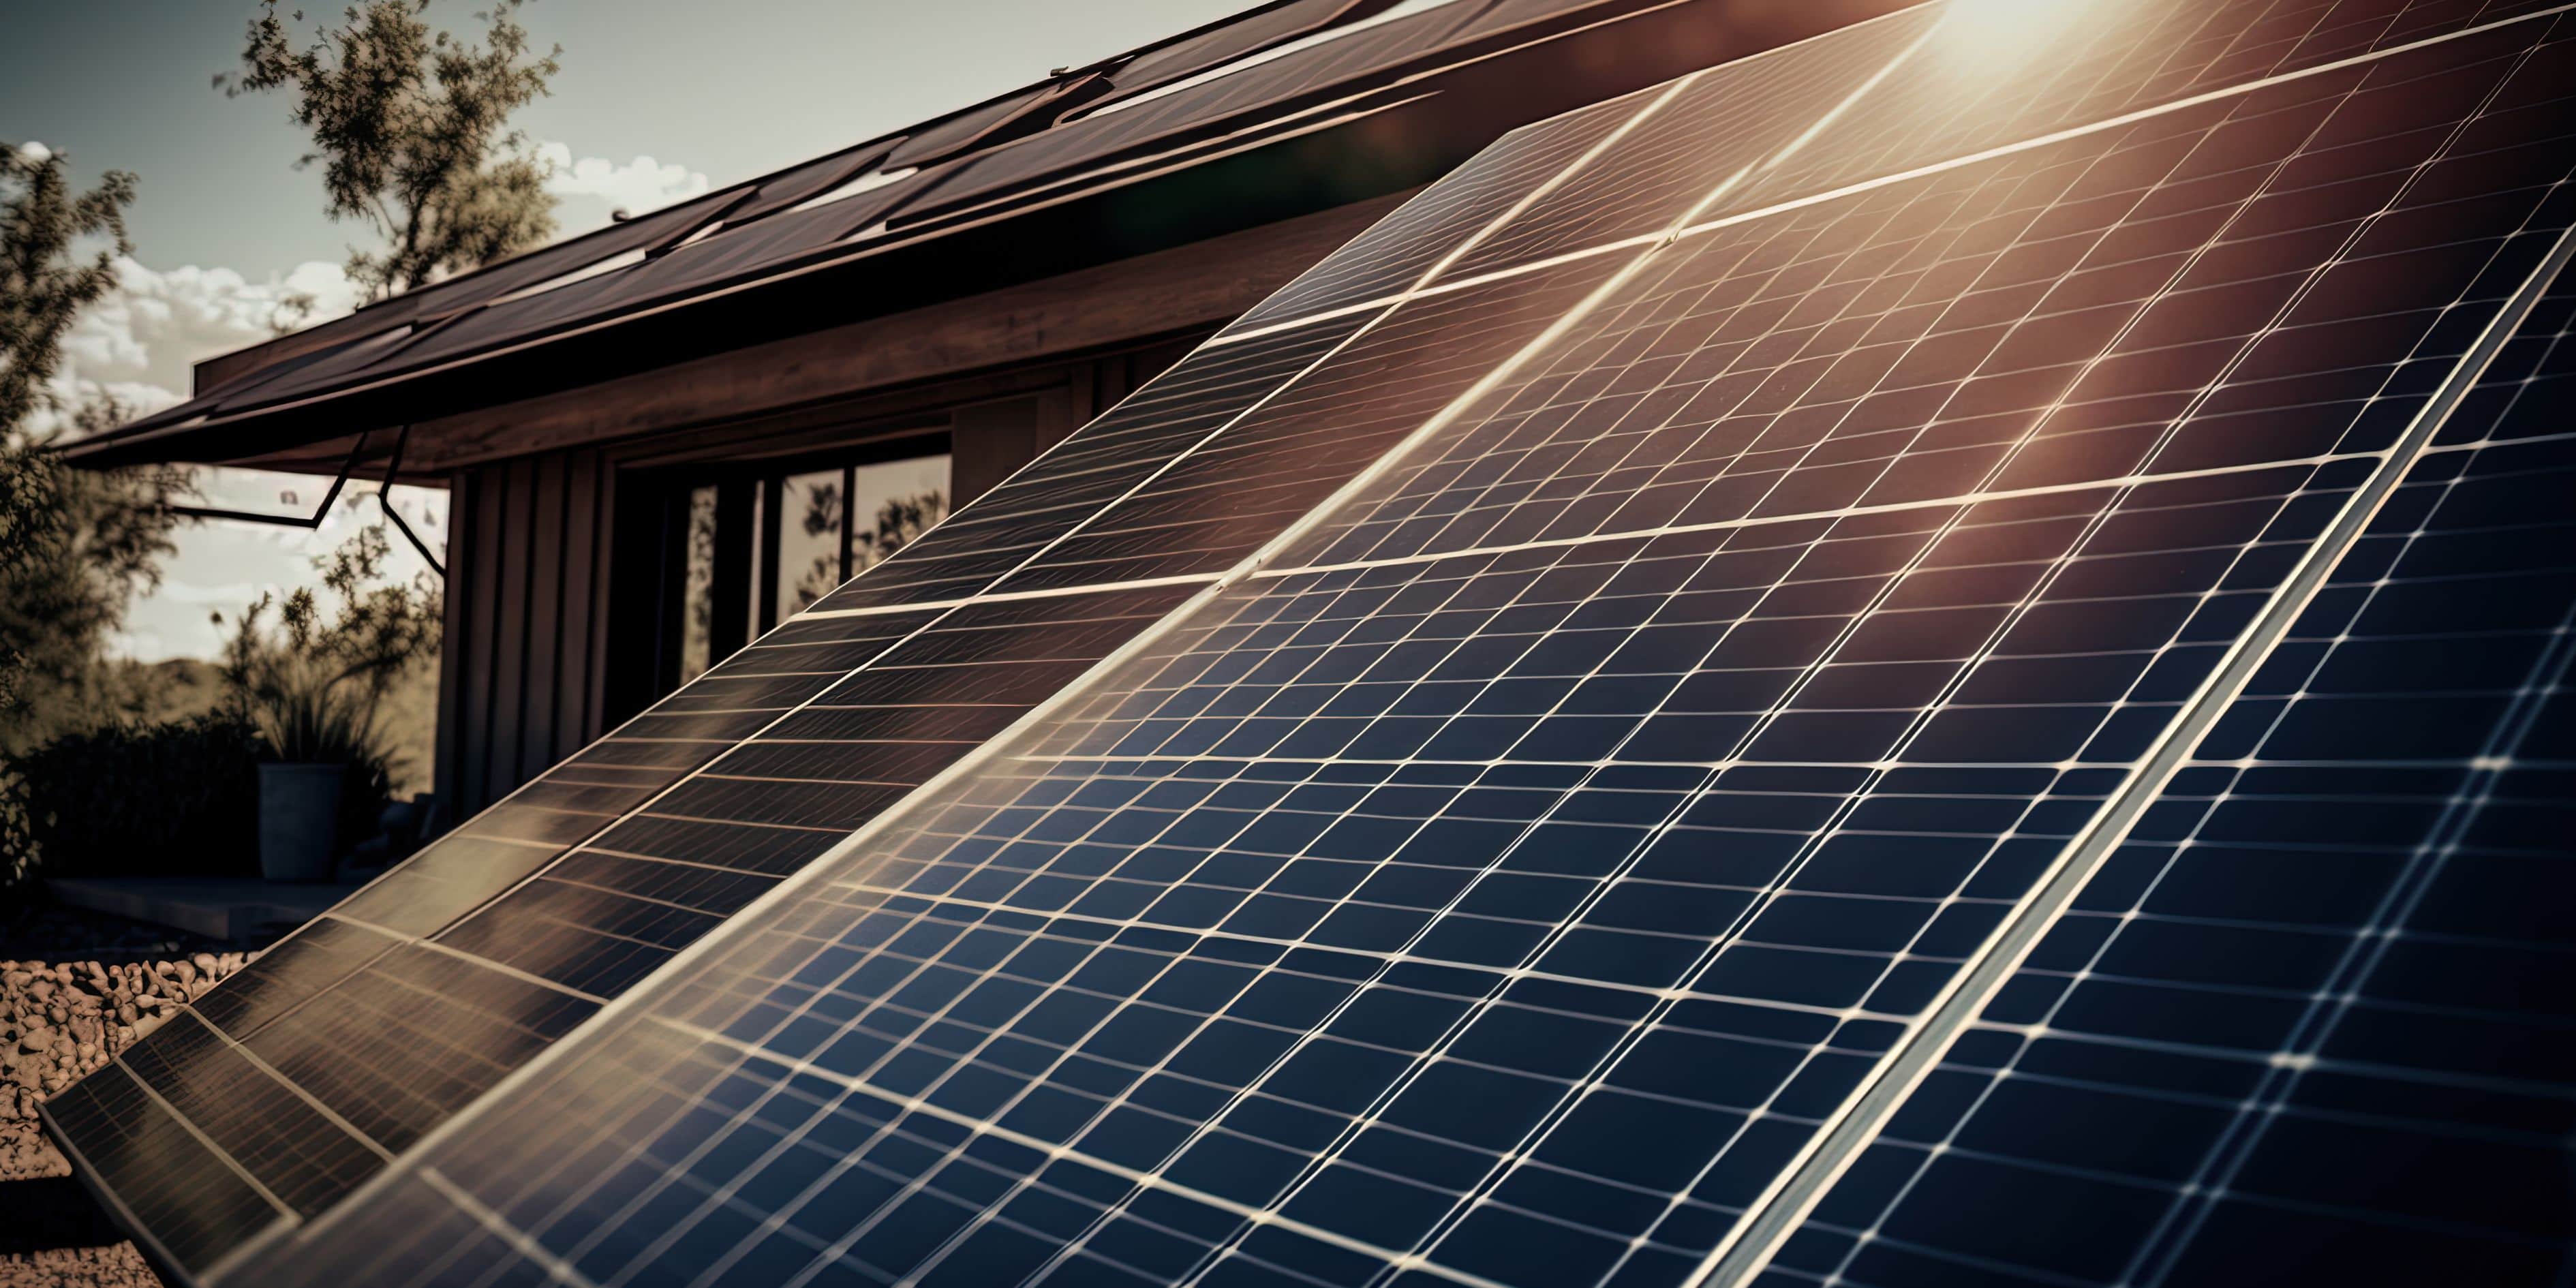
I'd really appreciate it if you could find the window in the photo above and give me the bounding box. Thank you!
[672,453,949,685]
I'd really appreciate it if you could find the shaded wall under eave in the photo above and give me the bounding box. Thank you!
[427,336,1205,823]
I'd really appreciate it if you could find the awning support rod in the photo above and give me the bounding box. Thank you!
[167,425,446,577]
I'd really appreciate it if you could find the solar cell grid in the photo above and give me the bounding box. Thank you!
[1763,262,2576,1288]
[234,945,597,1154]
[901,0,1493,226]
[117,1013,385,1218]
[198,10,2576,1285]
[992,256,1631,595]
[42,1065,288,1271]
[1219,80,1663,334]
[323,609,945,941]
[1430,3,1950,283]
[1295,14,2576,572]
[50,3,2576,1284]
[1713,0,2576,224]
[413,585,1199,1006]
[810,315,1371,614]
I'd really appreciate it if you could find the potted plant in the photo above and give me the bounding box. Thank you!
[218,528,440,882]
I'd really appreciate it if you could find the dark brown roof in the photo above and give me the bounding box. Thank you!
[68,0,1907,470]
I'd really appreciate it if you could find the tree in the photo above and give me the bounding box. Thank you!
[0,143,133,437]
[220,0,562,301]
[0,145,191,755]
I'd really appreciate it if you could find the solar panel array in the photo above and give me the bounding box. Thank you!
[45,2,2576,1285]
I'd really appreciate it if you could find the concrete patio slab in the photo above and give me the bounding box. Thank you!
[43,878,358,942]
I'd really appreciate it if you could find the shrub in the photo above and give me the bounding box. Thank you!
[8,714,262,880]
[211,527,438,860]
[219,528,438,754]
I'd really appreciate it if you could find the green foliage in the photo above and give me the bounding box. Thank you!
[0,144,135,433]
[9,714,264,884]
[211,528,437,863]
[219,0,563,301]
[218,526,442,773]
[1,147,193,759]
[0,403,196,755]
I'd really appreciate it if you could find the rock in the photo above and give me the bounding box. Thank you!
[192,953,219,975]
[20,1026,52,1054]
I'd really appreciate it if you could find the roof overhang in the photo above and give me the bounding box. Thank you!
[63,0,1913,475]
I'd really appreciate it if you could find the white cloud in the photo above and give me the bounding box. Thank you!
[34,135,716,662]
[16,141,52,162]
[538,141,710,217]
[33,258,440,662]
[42,256,362,432]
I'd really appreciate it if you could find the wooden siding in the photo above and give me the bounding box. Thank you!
[432,449,619,818]
[428,335,1207,818]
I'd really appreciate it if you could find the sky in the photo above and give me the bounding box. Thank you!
[5,0,1248,660]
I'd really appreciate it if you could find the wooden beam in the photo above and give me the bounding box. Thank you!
[337,194,1403,475]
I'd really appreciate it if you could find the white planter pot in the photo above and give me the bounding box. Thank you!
[258,763,345,882]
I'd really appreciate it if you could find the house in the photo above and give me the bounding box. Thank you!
[66,0,1903,822]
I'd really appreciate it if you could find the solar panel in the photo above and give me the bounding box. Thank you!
[39,72,1694,1281]
[46,3,2576,1285]
[1084,0,1403,117]
[893,1,1495,228]
[1755,256,2576,1288]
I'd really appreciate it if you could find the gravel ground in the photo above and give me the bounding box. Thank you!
[0,901,269,1288]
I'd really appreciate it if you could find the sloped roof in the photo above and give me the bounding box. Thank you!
[66,0,1907,471]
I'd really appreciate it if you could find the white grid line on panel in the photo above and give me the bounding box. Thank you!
[202,6,2576,1287]
[655,1015,1519,1288]
[1171,56,2404,1287]
[234,64,1701,1278]
[1199,1,2576,353]
[500,89,1798,1288]
[925,38,1985,1283]
[419,1167,599,1288]
[1698,144,2576,1288]
[1777,254,2576,1288]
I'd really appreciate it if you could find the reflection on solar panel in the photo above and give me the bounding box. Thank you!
[44,2,2576,1285]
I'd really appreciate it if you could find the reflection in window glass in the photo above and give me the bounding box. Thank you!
[677,485,717,684]
[778,469,846,618]
[848,455,951,577]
